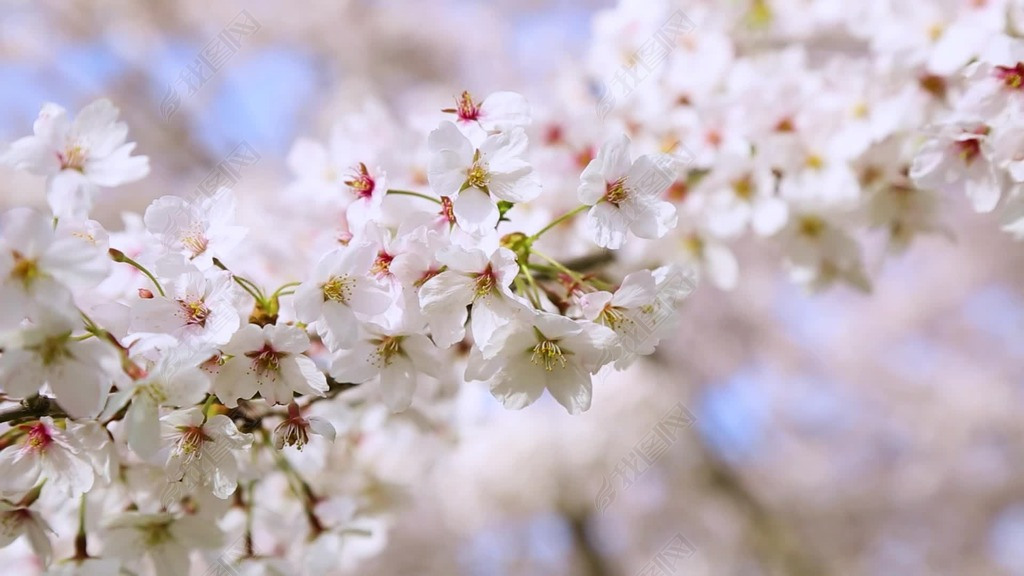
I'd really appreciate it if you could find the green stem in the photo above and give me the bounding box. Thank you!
[271,281,301,300]
[80,311,100,333]
[201,395,217,423]
[530,249,614,292]
[514,276,540,309]
[18,480,46,507]
[531,249,581,279]
[213,258,266,304]
[74,493,89,559]
[108,249,165,297]
[386,189,442,205]
[519,265,543,308]
[530,204,589,241]
[234,276,265,303]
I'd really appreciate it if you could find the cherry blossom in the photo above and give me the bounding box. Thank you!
[158,407,253,499]
[113,351,211,460]
[0,500,53,566]
[143,188,247,274]
[1,99,149,218]
[129,268,246,351]
[418,245,525,348]
[9,1,1024,569]
[214,324,327,407]
[273,402,336,450]
[101,511,224,576]
[293,243,391,351]
[577,134,679,249]
[0,311,122,419]
[466,311,615,414]
[0,417,97,497]
[0,208,109,328]
[329,322,442,413]
[427,121,542,233]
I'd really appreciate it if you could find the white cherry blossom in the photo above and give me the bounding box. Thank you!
[214,324,328,407]
[0,207,109,328]
[0,311,121,419]
[910,121,1003,213]
[129,268,246,351]
[102,511,224,576]
[158,407,253,499]
[418,245,525,348]
[466,311,615,414]
[1,99,149,218]
[0,500,53,566]
[329,323,442,413]
[293,243,391,351]
[577,134,678,249]
[113,351,211,460]
[428,121,541,233]
[143,188,247,274]
[0,417,97,497]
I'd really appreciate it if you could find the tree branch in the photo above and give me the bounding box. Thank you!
[0,396,66,425]
[569,514,616,576]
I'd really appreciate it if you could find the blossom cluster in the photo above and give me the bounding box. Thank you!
[911,34,1024,237]
[573,0,1024,293]
[0,90,694,574]
[5,0,1024,572]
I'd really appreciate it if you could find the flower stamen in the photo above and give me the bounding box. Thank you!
[344,163,376,200]
[604,177,630,206]
[371,336,404,368]
[58,145,87,171]
[178,299,211,327]
[246,345,284,377]
[531,339,567,371]
[322,275,354,304]
[446,91,481,122]
[24,423,53,453]
[10,251,40,286]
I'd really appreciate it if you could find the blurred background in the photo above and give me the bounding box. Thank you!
[2,0,1024,575]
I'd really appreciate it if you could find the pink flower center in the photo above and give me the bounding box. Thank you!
[57,146,87,171]
[955,126,989,165]
[372,251,394,277]
[274,404,311,450]
[344,163,376,200]
[604,177,630,206]
[25,423,53,453]
[544,124,564,145]
[246,344,285,377]
[175,425,210,463]
[473,265,497,297]
[453,91,481,122]
[995,63,1024,90]
[178,298,211,326]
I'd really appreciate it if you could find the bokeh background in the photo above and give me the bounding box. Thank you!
[2,0,1024,574]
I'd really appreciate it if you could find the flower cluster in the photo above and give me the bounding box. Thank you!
[6,0,1024,571]
[572,0,1020,292]
[0,92,694,574]
[911,33,1024,238]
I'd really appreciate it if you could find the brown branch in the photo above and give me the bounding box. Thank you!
[0,396,66,425]
[569,514,616,576]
